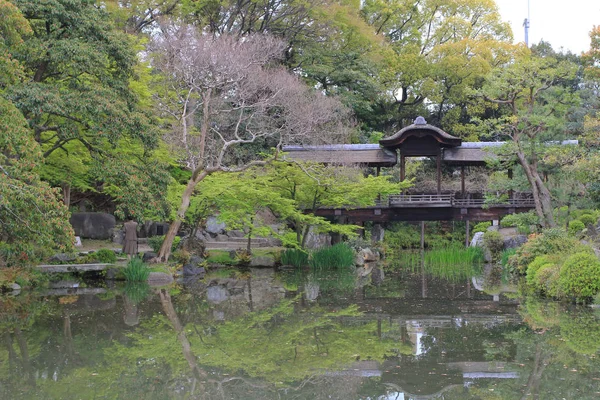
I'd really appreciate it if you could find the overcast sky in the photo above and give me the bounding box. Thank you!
[494,0,600,54]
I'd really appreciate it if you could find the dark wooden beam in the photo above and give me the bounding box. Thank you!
[436,150,442,195]
[400,154,405,182]
[461,166,465,196]
[508,168,513,200]
[465,219,470,248]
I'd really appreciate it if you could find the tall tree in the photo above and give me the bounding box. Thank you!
[362,0,514,133]
[6,0,169,218]
[478,50,580,227]
[151,25,351,261]
[0,0,73,265]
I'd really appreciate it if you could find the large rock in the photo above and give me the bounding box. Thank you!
[355,248,379,267]
[111,228,124,245]
[371,224,385,243]
[179,236,206,256]
[303,226,332,250]
[503,234,528,249]
[470,232,485,247]
[206,216,226,235]
[70,212,116,240]
[183,264,206,276]
[142,252,157,263]
[249,255,276,267]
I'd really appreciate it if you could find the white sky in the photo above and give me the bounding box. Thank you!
[494,0,600,54]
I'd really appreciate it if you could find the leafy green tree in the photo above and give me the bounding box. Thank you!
[265,161,406,247]
[0,0,73,265]
[6,0,169,218]
[478,50,580,227]
[361,0,514,132]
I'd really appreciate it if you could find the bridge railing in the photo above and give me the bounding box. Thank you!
[389,194,453,205]
[375,193,535,208]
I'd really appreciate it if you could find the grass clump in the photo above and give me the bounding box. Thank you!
[206,250,237,265]
[123,257,150,282]
[309,243,354,270]
[281,249,309,268]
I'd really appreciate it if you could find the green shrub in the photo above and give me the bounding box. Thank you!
[310,243,355,269]
[148,235,181,253]
[535,264,561,297]
[281,249,309,268]
[483,231,504,258]
[472,221,491,234]
[568,220,585,236]
[559,252,600,301]
[512,228,579,274]
[171,249,191,264]
[123,257,150,282]
[501,211,539,231]
[526,256,552,288]
[578,213,597,227]
[94,248,117,263]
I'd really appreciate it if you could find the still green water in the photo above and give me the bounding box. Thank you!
[1,266,600,399]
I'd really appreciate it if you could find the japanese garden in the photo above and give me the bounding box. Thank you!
[2,0,600,398]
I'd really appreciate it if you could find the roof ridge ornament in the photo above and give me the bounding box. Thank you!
[414,116,427,125]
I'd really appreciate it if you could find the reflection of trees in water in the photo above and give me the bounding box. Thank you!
[2,288,600,399]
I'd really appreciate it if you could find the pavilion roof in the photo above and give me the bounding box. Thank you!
[379,117,462,149]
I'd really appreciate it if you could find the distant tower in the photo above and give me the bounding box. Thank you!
[523,0,531,47]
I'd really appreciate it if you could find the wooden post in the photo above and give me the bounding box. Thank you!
[436,149,442,195]
[420,221,425,251]
[465,220,470,248]
[400,154,405,182]
[461,166,465,197]
[508,168,513,200]
[376,166,381,177]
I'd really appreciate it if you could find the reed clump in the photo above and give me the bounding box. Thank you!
[398,246,484,282]
[123,257,150,282]
[281,249,309,268]
[309,243,355,270]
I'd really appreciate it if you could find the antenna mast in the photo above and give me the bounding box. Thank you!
[523,0,530,46]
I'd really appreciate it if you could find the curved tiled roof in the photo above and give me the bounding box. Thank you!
[379,117,462,148]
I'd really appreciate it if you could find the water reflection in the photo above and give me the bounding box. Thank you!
[0,267,599,399]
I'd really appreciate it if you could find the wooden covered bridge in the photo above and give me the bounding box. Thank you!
[284,117,538,239]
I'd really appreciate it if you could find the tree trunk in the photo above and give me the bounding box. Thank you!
[516,151,556,228]
[156,170,209,262]
[246,217,253,254]
[61,183,71,208]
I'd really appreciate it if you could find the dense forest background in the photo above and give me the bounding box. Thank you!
[1,0,600,263]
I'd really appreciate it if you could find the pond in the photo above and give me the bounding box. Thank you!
[1,265,600,399]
